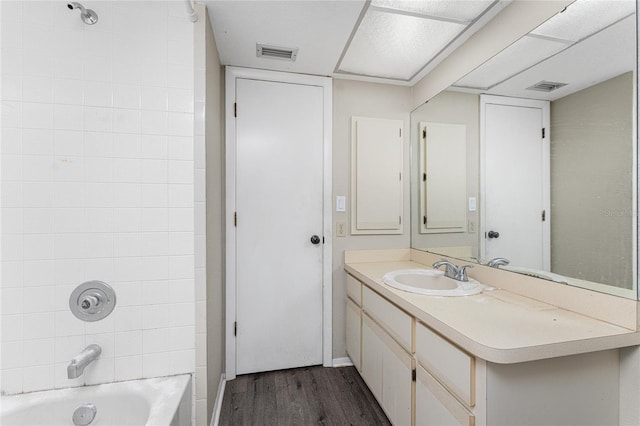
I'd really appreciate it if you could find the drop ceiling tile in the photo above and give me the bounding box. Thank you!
[531,0,635,42]
[456,36,569,89]
[339,10,465,80]
[371,0,494,22]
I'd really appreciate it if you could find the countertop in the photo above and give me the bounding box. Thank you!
[346,259,640,364]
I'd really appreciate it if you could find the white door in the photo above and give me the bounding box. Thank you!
[481,96,550,270]
[235,77,324,374]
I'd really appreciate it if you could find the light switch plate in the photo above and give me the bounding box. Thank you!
[468,197,477,212]
[336,196,346,212]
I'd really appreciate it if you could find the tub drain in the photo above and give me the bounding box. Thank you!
[72,403,97,426]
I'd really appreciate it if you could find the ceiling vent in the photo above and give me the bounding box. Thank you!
[526,81,568,92]
[256,44,298,61]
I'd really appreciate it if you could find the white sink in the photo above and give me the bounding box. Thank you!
[382,269,483,296]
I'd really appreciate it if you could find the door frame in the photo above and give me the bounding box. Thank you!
[224,66,333,380]
[479,95,550,269]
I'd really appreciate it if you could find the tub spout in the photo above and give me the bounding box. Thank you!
[67,344,101,379]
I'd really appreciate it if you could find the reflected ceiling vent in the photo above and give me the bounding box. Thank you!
[256,43,298,61]
[526,80,568,92]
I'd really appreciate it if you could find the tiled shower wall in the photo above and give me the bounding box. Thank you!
[0,1,196,394]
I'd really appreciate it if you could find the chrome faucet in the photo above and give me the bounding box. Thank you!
[432,260,474,282]
[486,257,510,268]
[67,344,101,379]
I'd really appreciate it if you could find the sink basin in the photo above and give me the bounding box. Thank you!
[382,269,483,296]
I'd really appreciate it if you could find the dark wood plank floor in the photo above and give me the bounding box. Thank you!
[219,366,391,426]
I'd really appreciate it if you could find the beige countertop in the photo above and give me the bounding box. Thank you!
[346,259,640,364]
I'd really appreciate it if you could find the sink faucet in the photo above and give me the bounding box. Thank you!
[432,260,458,279]
[486,257,510,268]
[432,260,474,282]
[67,344,101,379]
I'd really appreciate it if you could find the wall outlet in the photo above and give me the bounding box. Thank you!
[336,222,346,237]
[468,220,476,233]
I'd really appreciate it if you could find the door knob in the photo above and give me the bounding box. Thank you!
[310,235,321,245]
[487,230,500,239]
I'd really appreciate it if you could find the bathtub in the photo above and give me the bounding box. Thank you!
[0,374,191,426]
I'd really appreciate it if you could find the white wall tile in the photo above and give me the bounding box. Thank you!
[86,333,115,359]
[22,365,54,393]
[114,307,143,333]
[168,326,195,351]
[2,341,23,370]
[23,155,54,182]
[2,208,23,233]
[2,76,22,101]
[142,280,169,305]
[141,256,169,280]
[53,259,84,285]
[24,312,55,339]
[1,315,23,343]
[169,302,195,327]
[111,281,142,307]
[1,261,24,288]
[55,130,84,156]
[141,110,168,135]
[113,109,141,134]
[23,234,53,260]
[22,338,54,367]
[22,129,53,156]
[142,304,169,329]
[22,76,53,103]
[113,85,141,109]
[84,106,112,132]
[169,209,194,232]
[168,279,195,304]
[54,311,84,337]
[169,349,195,375]
[83,56,111,83]
[141,86,168,111]
[23,102,54,130]
[23,54,54,78]
[23,260,54,287]
[84,131,113,158]
[114,355,142,381]
[142,352,169,378]
[141,233,169,257]
[54,208,85,233]
[85,233,114,258]
[1,368,24,394]
[113,257,142,282]
[140,208,169,232]
[54,156,84,182]
[54,335,87,364]
[1,288,23,316]
[2,128,24,155]
[113,133,141,158]
[23,286,55,314]
[54,79,84,105]
[143,328,169,354]
[83,81,113,107]
[54,104,84,131]
[113,208,140,233]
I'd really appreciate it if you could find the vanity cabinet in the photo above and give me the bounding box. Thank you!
[345,272,621,426]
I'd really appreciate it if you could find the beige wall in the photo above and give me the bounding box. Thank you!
[332,80,411,358]
[550,72,634,289]
[410,91,480,255]
[205,14,225,426]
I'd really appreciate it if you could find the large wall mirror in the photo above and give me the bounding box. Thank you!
[410,0,638,299]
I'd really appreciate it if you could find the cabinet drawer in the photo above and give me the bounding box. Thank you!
[346,274,362,306]
[346,297,361,371]
[362,286,412,352]
[416,321,475,407]
[416,365,474,426]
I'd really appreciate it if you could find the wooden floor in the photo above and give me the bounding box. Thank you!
[219,366,391,425]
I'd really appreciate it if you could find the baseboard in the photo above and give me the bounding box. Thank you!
[210,373,226,426]
[332,357,354,367]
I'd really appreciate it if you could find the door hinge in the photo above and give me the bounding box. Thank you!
[399,172,402,181]
[234,102,237,118]
[422,129,426,139]
[399,128,402,138]
[234,212,237,227]
[423,172,426,182]
[542,128,545,139]
[234,321,237,336]
[423,216,426,225]
[399,216,402,225]
[412,368,416,382]
[542,209,546,222]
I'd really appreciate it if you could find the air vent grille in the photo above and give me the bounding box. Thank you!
[256,44,298,62]
[526,81,568,92]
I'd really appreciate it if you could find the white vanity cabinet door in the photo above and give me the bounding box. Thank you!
[346,297,361,371]
[416,365,474,426]
[362,313,412,426]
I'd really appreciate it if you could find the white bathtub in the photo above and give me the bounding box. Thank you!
[0,375,191,426]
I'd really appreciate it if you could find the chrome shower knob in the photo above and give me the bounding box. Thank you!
[70,281,116,322]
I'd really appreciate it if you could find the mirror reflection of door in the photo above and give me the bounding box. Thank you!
[481,96,550,270]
